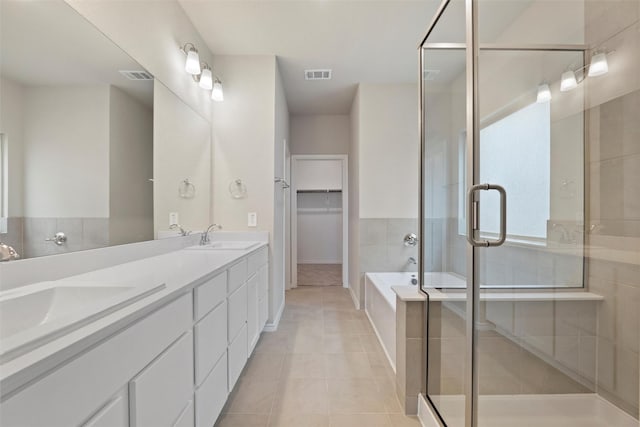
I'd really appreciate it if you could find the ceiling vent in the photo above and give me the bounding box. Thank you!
[119,70,154,81]
[305,69,332,80]
[423,69,440,81]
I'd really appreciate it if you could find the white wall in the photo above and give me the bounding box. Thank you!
[65,0,213,121]
[290,114,349,155]
[0,77,24,217]
[154,82,211,236]
[23,85,110,218]
[358,83,419,219]
[348,88,361,304]
[273,60,289,321]
[109,86,154,245]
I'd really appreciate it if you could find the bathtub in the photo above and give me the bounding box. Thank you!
[364,272,465,372]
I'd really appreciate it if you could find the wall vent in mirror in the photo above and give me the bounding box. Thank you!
[119,70,154,81]
[305,69,332,80]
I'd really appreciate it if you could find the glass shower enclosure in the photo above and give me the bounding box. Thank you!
[419,0,640,426]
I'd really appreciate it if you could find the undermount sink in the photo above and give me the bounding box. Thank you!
[0,281,165,363]
[186,241,260,251]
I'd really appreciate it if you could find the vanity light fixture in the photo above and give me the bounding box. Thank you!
[588,52,609,77]
[536,83,552,103]
[199,64,213,90]
[560,70,578,92]
[211,79,224,102]
[181,43,201,75]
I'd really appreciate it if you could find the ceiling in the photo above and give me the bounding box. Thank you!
[179,0,441,115]
[1,0,153,108]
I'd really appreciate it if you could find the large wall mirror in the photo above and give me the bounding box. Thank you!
[0,0,154,259]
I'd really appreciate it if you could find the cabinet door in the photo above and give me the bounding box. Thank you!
[228,283,248,343]
[227,324,248,392]
[247,274,259,353]
[83,390,128,427]
[173,400,193,427]
[194,301,227,386]
[130,331,194,427]
[195,353,228,427]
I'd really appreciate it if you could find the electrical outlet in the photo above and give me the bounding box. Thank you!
[248,212,257,227]
[169,212,179,226]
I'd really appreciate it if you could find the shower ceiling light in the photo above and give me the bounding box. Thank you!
[212,79,224,102]
[588,52,609,77]
[560,70,578,92]
[536,83,552,103]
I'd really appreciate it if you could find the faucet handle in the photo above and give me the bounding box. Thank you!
[403,233,418,247]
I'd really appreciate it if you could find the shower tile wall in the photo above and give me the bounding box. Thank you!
[588,88,640,417]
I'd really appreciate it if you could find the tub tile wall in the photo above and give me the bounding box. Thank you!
[23,218,110,258]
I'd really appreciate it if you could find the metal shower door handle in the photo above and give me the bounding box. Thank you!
[466,183,507,247]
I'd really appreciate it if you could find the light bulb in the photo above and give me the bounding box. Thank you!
[560,70,578,92]
[536,83,551,103]
[199,66,213,90]
[185,47,201,75]
[212,80,224,102]
[588,53,608,77]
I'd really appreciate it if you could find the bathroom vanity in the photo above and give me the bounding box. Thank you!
[0,241,269,427]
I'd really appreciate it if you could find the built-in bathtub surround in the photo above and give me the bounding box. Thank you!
[22,218,109,258]
[395,295,424,415]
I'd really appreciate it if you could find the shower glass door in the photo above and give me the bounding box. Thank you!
[420,0,469,425]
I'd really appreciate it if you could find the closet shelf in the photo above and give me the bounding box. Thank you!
[297,208,343,213]
[296,189,342,193]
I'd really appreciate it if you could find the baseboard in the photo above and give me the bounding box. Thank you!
[418,393,444,427]
[263,301,285,332]
[348,284,360,309]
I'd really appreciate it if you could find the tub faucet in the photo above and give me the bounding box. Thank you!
[407,256,417,265]
[0,242,20,262]
[200,224,223,245]
[170,223,190,237]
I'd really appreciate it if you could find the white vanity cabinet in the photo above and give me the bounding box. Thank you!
[0,244,269,427]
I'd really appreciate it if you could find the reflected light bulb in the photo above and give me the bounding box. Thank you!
[588,53,608,77]
[199,66,213,90]
[560,70,578,92]
[185,47,201,75]
[211,80,224,102]
[536,83,552,103]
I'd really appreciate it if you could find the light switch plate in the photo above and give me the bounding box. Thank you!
[169,212,179,226]
[248,212,257,227]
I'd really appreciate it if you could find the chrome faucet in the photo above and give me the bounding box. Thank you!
[200,224,222,245]
[170,223,191,237]
[0,242,20,262]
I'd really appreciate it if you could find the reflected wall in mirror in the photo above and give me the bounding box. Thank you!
[0,0,154,259]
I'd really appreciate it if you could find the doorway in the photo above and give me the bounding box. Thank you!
[291,155,348,288]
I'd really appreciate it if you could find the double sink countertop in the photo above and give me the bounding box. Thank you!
[0,240,267,398]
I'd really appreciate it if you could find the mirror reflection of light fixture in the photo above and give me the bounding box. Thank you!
[199,64,213,90]
[560,70,578,92]
[181,43,201,75]
[536,83,552,103]
[212,79,224,102]
[588,52,609,77]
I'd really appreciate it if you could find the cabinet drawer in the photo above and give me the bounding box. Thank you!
[173,400,193,427]
[247,246,267,277]
[130,331,194,427]
[194,301,227,386]
[83,391,127,427]
[228,259,247,294]
[194,271,227,320]
[228,282,248,342]
[228,324,248,392]
[195,353,228,427]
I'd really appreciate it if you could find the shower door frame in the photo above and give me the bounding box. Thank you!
[418,1,588,426]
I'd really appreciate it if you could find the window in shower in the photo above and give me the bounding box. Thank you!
[458,101,551,243]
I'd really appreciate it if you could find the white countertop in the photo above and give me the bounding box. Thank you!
[0,241,267,397]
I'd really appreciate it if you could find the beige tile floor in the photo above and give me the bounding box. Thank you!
[215,287,422,427]
[297,264,342,286]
